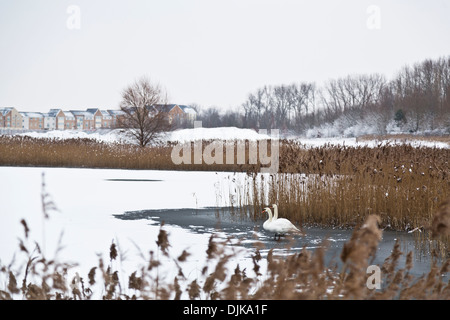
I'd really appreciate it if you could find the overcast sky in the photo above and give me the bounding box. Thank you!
[1,0,449,112]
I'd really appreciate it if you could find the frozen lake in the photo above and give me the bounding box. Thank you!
[0,166,447,297]
[0,166,262,292]
[114,206,441,280]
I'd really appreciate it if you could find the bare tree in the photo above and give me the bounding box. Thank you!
[288,83,316,130]
[392,57,450,131]
[118,77,172,147]
[273,84,290,128]
[321,74,385,114]
[243,86,273,129]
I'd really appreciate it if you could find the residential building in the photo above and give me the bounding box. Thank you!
[178,105,197,123]
[0,108,5,127]
[0,107,22,129]
[46,109,66,130]
[43,112,56,130]
[152,104,197,124]
[107,110,126,128]
[63,111,76,130]
[100,110,112,128]
[86,108,104,129]
[20,112,44,130]
[71,110,96,130]
[0,104,194,131]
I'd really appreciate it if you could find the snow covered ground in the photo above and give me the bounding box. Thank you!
[15,127,272,144]
[0,166,255,298]
[14,127,449,149]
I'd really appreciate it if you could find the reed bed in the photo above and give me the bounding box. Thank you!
[0,136,244,171]
[232,140,449,235]
[356,133,450,145]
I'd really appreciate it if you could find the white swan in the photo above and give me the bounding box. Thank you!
[271,204,303,234]
[262,206,302,240]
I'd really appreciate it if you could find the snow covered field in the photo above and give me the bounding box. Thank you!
[16,127,272,144]
[14,127,450,149]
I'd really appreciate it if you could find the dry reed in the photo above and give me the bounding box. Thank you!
[1,213,449,300]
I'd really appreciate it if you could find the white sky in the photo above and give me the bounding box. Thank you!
[1,0,449,112]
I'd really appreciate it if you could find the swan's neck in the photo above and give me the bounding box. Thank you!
[266,208,273,222]
[273,206,278,220]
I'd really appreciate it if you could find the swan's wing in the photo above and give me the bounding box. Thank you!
[277,218,299,229]
[263,221,278,233]
[273,219,300,232]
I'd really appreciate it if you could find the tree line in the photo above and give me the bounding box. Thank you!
[118,56,450,147]
[195,56,450,136]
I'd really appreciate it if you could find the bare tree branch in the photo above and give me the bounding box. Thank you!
[118,77,172,147]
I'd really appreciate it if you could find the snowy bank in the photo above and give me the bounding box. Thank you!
[10,127,450,148]
[165,126,271,143]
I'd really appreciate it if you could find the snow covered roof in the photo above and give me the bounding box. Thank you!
[70,110,86,116]
[179,105,197,114]
[100,110,112,118]
[0,107,16,116]
[19,112,44,118]
[152,104,177,113]
[107,110,126,116]
[48,109,63,117]
[152,104,197,114]
[63,111,75,119]
[70,110,94,119]
[86,108,100,114]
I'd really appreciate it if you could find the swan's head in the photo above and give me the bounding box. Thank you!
[271,204,277,210]
[262,207,272,215]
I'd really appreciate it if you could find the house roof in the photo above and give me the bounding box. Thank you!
[1,107,149,120]
[63,111,75,119]
[151,104,176,113]
[86,108,101,114]
[48,109,63,117]
[19,112,44,118]
[100,110,112,118]
[70,110,94,119]
[152,104,196,114]
[178,105,197,114]
[106,109,124,115]
[0,107,15,116]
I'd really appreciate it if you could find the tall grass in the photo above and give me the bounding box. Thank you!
[356,133,450,145]
[236,141,449,234]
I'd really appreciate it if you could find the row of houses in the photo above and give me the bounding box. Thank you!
[0,104,197,131]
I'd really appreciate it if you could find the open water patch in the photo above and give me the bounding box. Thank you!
[113,207,447,280]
